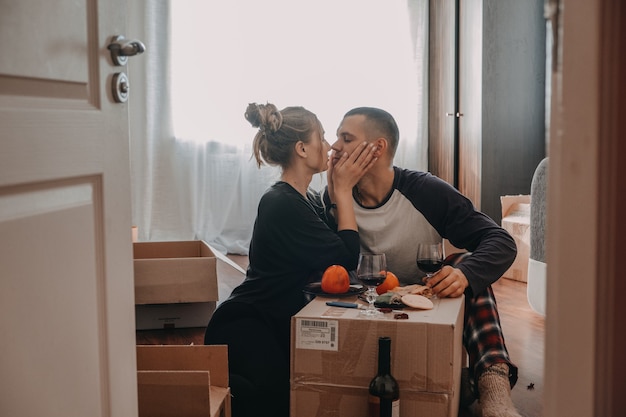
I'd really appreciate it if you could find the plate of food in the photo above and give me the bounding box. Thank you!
[303,282,365,298]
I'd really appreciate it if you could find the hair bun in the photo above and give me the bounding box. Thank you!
[245,102,283,134]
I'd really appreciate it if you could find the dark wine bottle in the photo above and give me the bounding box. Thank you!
[369,336,400,417]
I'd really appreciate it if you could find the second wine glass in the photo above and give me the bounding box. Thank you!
[416,242,444,298]
[356,253,387,317]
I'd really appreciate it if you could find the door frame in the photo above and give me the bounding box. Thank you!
[544,0,626,415]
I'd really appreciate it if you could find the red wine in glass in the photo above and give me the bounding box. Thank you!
[358,274,387,287]
[416,242,444,298]
[357,253,387,317]
[416,259,444,274]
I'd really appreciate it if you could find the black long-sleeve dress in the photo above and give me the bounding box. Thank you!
[204,181,360,417]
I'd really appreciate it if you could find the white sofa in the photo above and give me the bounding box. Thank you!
[527,158,548,316]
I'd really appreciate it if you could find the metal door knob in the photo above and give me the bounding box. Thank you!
[108,35,146,66]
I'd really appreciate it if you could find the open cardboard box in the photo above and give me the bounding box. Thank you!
[133,240,219,329]
[134,240,218,304]
[501,195,531,282]
[136,345,231,417]
[290,296,464,417]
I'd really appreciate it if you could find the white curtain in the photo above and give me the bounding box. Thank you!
[128,0,429,255]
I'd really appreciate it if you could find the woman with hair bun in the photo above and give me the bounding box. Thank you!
[204,102,376,417]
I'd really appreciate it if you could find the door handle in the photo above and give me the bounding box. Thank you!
[108,35,146,66]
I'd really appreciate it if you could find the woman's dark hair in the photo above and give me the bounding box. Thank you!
[245,102,321,168]
[343,107,399,156]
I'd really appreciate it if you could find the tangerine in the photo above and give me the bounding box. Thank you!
[376,271,400,295]
[321,265,350,294]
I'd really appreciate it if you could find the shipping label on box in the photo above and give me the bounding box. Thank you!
[295,318,339,351]
[290,296,463,417]
[501,195,531,282]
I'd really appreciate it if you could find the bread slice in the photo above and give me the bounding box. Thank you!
[401,294,434,310]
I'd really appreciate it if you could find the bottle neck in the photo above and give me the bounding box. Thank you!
[378,337,391,375]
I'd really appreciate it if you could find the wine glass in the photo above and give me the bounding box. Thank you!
[416,242,444,298]
[356,253,387,317]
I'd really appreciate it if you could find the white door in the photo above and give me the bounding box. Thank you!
[0,1,139,416]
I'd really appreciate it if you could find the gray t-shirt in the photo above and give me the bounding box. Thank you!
[324,167,517,296]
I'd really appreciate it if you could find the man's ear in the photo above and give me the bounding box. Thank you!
[372,138,387,157]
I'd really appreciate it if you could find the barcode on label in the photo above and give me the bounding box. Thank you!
[301,320,328,328]
[296,318,339,351]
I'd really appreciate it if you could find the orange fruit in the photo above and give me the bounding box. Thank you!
[321,265,350,294]
[376,271,400,295]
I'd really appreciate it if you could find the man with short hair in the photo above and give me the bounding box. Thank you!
[324,107,522,417]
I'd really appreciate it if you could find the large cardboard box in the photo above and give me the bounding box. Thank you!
[290,296,464,417]
[501,195,531,282]
[136,344,231,417]
[134,240,219,329]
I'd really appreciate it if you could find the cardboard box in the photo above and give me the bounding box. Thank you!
[136,345,231,417]
[134,240,218,304]
[501,195,531,282]
[290,296,464,417]
[133,240,221,330]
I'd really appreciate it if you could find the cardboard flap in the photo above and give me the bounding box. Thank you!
[134,240,208,259]
[500,195,531,218]
[137,370,210,417]
[137,345,229,388]
[209,386,232,417]
[134,258,218,303]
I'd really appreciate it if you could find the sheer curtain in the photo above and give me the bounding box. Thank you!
[128,0,428,255]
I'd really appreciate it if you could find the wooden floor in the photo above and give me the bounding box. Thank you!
[136,254,545,417]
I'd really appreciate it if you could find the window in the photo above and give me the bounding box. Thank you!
[130,0,427,252]
[170,0,424,151]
